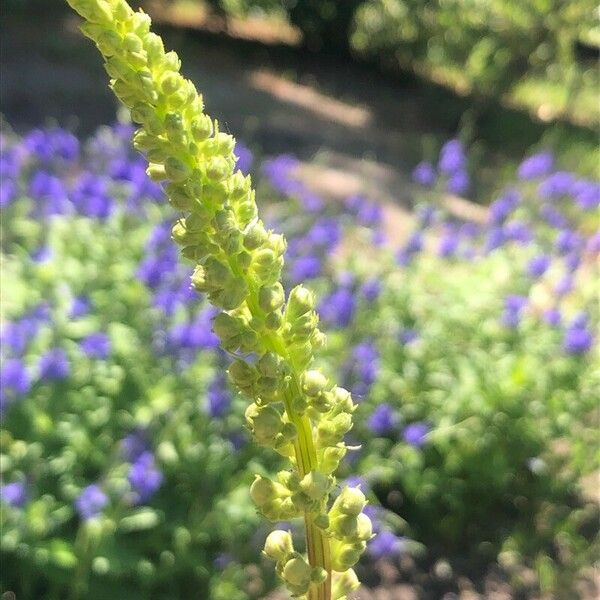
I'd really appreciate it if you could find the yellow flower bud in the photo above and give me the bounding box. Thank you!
[146,163,167,181]
[302,370,328,397]
[282,556,311,590]
[258,283,285,313]
[332,569,360,600]
[263,530,293,561]
[299,471,331,501]
[333,487,366,517]
[164,157,191,183]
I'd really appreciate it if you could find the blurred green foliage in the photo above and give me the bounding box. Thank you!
[1,124,598,597]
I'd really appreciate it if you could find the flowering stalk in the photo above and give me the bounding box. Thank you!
[64,1,372,597]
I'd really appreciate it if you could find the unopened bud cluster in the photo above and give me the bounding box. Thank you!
[65,0,372,596]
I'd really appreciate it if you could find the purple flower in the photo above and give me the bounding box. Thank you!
[319,287,355,328]
[438,139,466,174]
[416,204,436,229]
[24,127,79,162]
[501,295,527,328]
[489,190,519,225]
[38,348,70,381]
[234,142,253,175]
[437,225,460,257]
[128,452,163,503]
[28,171,72,217]
[299,191,324,213]
[571,180,600,210]
[31,246,52,263]
[517,152,554,180]
[540,204,568,229]
[357,201,383,228]
[565,252,581,273]
[345,342,379,399]
[306,218,341,250]
[0,179,16,208]
[1,359,31,410]
[587,232,600,254]
[503,221,532,245]
[554,275,573,297]
[527,255,551,278]
[555,230,583,255]
[367,404,399,436]
[403,422,429,447]
[563,326,593,355]
[1,481,27,508]
[75,484,108,520]
[368,530,406,559]
[446,170,470,195]
[361,279,381,302]
[207,375,231,418]
[70,173,114,219]
[570,312,588,330]
[262,154,300,195]
[81,333,111,359]
[290,255,322,283]
[121,429,149,462]
[400,329,419,344]
[397,232,424,265]
[412,161,436,187]
[70,296,92,319]
[539,172,575,200]
[484,227,506,253]
[543,309,561,326]
[1,318,39,356]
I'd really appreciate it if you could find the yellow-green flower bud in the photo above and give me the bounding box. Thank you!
[301,370,328,397]
[318,413,353,447]
[257,353,283,379]
[245,403,282,445]
[146,163,167,181]
[286,286,315,320]
[206,156,231,182]
[314,513,330,529]
[331,541,365,572]
[190,114,213,141]
[282,556,311,592]
[123,32,143,53]
[330,514,359,539]
[333,487,366,517]
[265,310,283,330]
[250,475,288,506]
[164,157,191,183]
[214,131,235,155]
[332,569,360,600]
[160,71,183,96]
[229,171,252,201]
[144,32,164,63]
[191,265,206,289]
[164,113,185,142]
[356,513,374,542]
[251,248,282,284]
[162,50,181,72]
[228,360,257,395]
[321,445,347,474]
[299,471,331,501]
[263,530,293,561]
[243,222,268,250]
[311,567,328,584]
[258,283,285,313]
